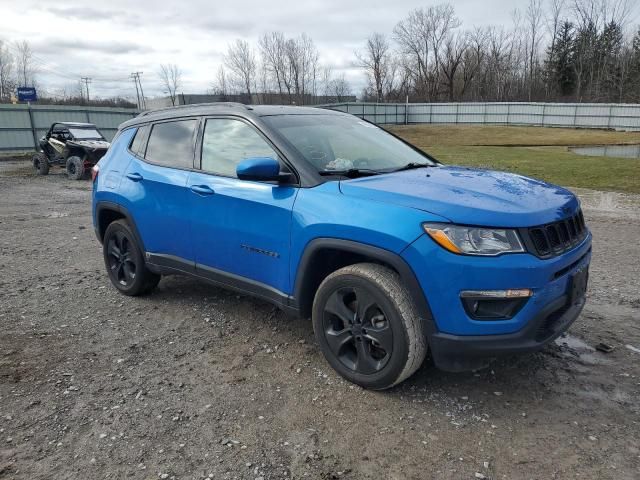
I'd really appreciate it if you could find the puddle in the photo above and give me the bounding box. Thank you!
[570,144,640,158]
[554,334,610,365]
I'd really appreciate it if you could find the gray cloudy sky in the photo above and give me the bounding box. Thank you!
[2,0,531,99]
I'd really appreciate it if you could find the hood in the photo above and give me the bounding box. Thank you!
[68,140,110,150]
[339,166,579,227]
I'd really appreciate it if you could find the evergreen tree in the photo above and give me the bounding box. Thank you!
[598,21,623,100]
[630,28,640,101]
[545,21,576,98]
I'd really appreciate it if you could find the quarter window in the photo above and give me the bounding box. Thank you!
[145,119,198,169]
[129,124,149,156]
[201,119,278,177]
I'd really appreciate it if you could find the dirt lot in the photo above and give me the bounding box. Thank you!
[1,161,639,480]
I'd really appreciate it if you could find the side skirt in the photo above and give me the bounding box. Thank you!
[145,253,300,317]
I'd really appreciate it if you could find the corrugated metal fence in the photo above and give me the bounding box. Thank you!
[322,102,640,130]
[0,104,138,152]
[2,102,639,152]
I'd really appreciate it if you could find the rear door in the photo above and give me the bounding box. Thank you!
[187,117,298,295]
[119,118,199,265]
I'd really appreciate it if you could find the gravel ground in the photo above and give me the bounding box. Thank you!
[1,160,639,480]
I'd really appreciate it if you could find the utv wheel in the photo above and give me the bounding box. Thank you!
[103,219,160,296]
[66,156,85,180]
[33,153,49,175]
[312,263,427,390]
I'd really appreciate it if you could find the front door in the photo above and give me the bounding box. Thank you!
[187,117,298,296]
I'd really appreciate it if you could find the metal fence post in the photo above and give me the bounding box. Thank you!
[27,105,38,150]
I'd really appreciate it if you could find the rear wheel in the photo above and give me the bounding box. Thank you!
[103,220,160,296]
[33,153,49,175]
[66,156,85,180]
[312,263,426,390]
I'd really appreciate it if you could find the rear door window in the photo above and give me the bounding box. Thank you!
[145,119,198,169]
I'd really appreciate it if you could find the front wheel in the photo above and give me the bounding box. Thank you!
[66,156,85,180]
[312,263,427,390]
[103,220,160,296]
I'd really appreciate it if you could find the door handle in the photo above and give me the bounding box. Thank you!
[126,172,143,182]
[189,184,215,196]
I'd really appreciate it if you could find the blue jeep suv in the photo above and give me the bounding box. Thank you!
[92,103,591,389]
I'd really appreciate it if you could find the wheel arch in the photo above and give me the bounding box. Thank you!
[95,201,146,252]
[293,238,436,336]
[66,147,86,160]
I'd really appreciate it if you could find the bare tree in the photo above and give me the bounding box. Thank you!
[393,8,433,99]
[225,39,256,99]
[210,65,229,97]
[393,4,461,100]
[356,33,393,102]
[0,40,15,101]
[525,0,545,100]
[158,64,182,106]
[439,32,468,100]
[259,32,288,98]
[330,74,352,102]
[15,40,36,87]
[320,65,333,97]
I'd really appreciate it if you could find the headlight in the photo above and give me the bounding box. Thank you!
[423,223,525,256]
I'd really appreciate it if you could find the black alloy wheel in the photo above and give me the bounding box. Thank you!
[102,219,160,296]
[323,286,393,374]
[312,263,426,390]
[107,230,137,287]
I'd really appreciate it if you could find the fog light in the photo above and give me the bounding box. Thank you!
[460,289,532,320]
[460,289,532,299]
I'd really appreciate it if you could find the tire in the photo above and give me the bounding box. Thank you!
[66,156,85,180]
[312,263,427,390]
[33,153,49,175]
[103,219,160,296]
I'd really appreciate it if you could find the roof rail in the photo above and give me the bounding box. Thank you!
[138,102,251,117]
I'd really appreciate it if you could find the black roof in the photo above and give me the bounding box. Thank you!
[119,103,345,129]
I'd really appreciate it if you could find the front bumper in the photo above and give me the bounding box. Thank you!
[429,290,586,371]
[401,231,592,371]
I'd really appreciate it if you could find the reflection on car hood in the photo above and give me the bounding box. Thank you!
[68,140,110,150]
[339,166,580,227]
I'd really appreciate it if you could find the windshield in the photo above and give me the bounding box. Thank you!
[69,128,104,140]
[261,114,436,174]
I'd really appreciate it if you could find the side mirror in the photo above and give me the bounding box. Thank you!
[236,157,284,182]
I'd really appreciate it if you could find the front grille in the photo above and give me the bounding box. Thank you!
[524,209,587,258]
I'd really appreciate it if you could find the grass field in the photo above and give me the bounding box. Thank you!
[388,125,640,193]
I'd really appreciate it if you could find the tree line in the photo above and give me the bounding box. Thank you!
[215,0,640,104]
[2,0,639,106]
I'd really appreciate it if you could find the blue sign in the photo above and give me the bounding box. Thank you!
[17,87,37,102]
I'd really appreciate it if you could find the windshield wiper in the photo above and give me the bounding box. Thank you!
[318,168,381,178]
[390,162,435,172]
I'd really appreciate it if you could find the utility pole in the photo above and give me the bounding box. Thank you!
[131,73,141,109]
[81,77,92,102]
[131,72,145,110]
